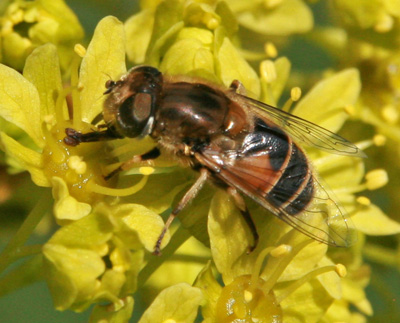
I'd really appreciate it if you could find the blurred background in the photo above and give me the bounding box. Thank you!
[0,0,399,322]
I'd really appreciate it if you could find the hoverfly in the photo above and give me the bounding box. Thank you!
[64,66,364,255]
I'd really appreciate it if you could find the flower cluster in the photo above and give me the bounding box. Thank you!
[0,0,399,322]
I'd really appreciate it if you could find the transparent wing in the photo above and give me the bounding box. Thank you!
[197,137,357,248]
[236,94,366,158]
[262,173,357,247]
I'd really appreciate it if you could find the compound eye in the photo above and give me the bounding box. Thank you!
[133,93,152,122]
[117,93,153,137]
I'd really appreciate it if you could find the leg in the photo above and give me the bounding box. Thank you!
[104,147,160,180]
[227,187,259,253]
[229,80,247,95]
[64,127,122,146]
[153,168,209,255]
[91,112,104,125]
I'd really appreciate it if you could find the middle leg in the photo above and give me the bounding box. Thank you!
[227,187,259,253]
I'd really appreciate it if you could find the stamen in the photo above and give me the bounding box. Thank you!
[290,87,302,102]
[68,156,87,175]
[335,264,347,277]
[374,14,394,33]
[204,14,219,30]
[281,87,302,112]
[275,264,345,303]
[344,104,356,116]
[74,44,87,57]
[86,175,149,196]
[356,196,371,206]
[232,301,247,318]
[250,247,274,289]
[43,114,55,126]
[334,169,388,194]
[270,244,292,258]
[282,97,294,113]
[263,240,313,293]
[382,104,398,125]
[353,139,374,152]
[70,54,83,128]
[365,169,389,190]
[140,167,155,175]
[244,289,253,303]
[260,60,277,84]
[41,123,66,164]
[373,134,386,146]
[109,142,141,158]
[264,42,278,58]
[361,108,400,142]
[54,87,72,125]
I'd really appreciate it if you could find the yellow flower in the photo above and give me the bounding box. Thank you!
[0,16,126,217]
[332,0,400,33]
[1,0,399,321]
[0,16,169,317]
[318,6,400,310]
[0,0,84,71]
[229,0,314,36]
[137,283,203,323]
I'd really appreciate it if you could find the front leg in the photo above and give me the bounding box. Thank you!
[64,127,122,146]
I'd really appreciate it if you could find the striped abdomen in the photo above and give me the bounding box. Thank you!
[239,118,314,215]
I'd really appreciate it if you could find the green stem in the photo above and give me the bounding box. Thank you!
[137,226,191,288]
[12,244,43,259]
[0,189,52,276]
[363,243,399,267]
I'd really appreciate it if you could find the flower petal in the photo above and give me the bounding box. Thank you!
[23,43,65,122]
[125,9,155,64]
[237,0,313,36]
[317,256,342,299]
[317,155,365,190]
[48,202,113,251]
[90,296,134,323]
[43,243,105,311]
[178,183,215,247]
[194,262,223,321]
[147,238,210,293]
[79,16,126,123]
[0,132,49,186]
[276,280,334,323]
[0,64,43,146]
[160,28,215,77]
[114,203,171,252]
[277,242,328,282]
[145,0,185,66]
[293,69,361,133]
[122,170,189,214]
[271,56,291,103]
[216,36,260,97]
[208,190,250,283]
[51,177,92,223]
[138,283,203,323]
[352,204,400,235]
